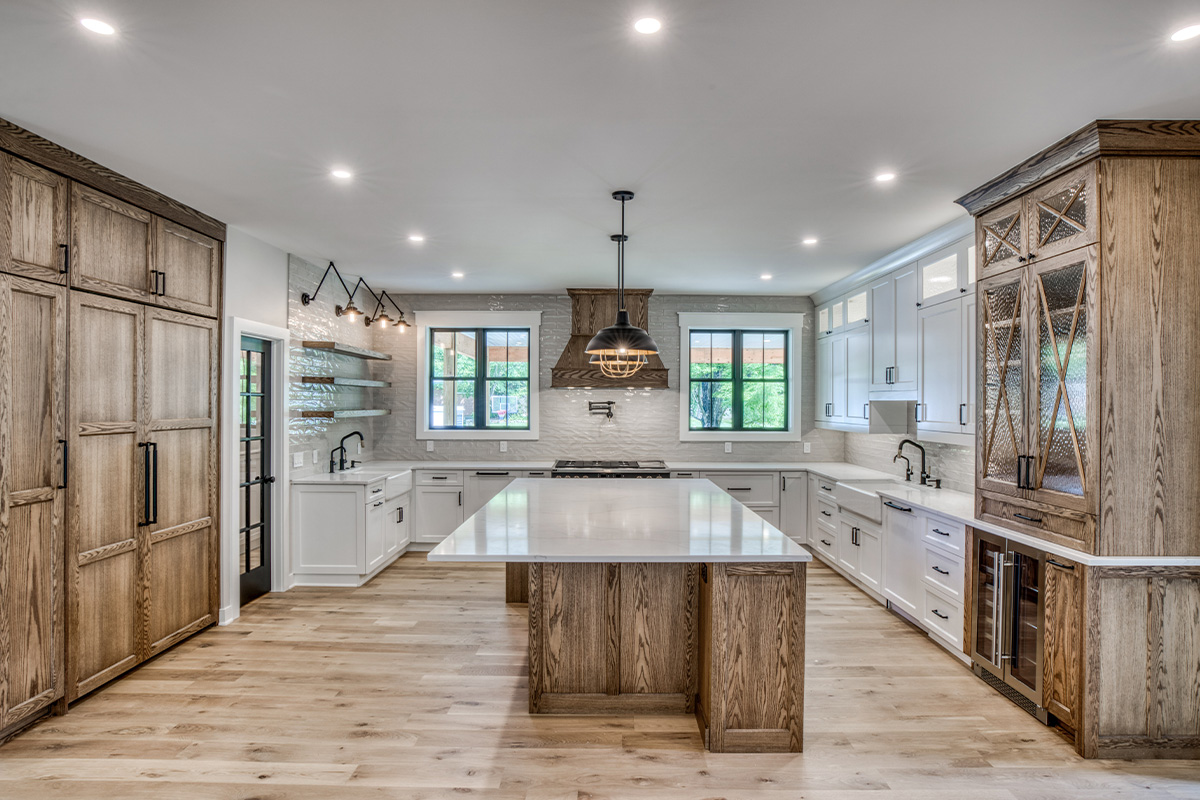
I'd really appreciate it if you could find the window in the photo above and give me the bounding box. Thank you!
[689,330,788,430]
[678,312,804,441]
[417,311,542,440]
[429,328,530,430]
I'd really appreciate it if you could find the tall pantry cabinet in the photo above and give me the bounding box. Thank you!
[0,119,223,737]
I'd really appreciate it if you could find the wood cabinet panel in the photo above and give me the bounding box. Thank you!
[619,563,697,696]
[72,552,139,698]
[146,309,216,423]
[148,528,212,654]
[534,563,607,697]
[3,154,68,284]
[0,275,66,727]
[155,219,220,318]
[1043,557,1082,730]
[71,184,153,303]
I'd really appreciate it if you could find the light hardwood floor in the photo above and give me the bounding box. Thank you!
[1,555,1197,799]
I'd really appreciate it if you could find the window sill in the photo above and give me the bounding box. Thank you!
[419,428,539,441]
[679,429,802,443]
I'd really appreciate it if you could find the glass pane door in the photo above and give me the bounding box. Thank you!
[1007,550,1042,696]
[239,336,273,604]
[973,537,1006,675]
[979,274,1025,492]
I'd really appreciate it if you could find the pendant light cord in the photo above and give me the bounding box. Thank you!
[618,197,626,311]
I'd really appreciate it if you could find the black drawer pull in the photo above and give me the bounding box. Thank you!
[727,487,752,491]
[371,487,383,493]
[431,476,449,480]
[932,565,950,575]
[932,528,951,537]
[372,500,384,508]
[884,501,913,513]
[820,484,833,492]
[931,609,949,620]
[1013,512,1043,524]
[820,510,832,517]
[476,471,510,476]
[1047,558,1075,571]
[820,539,832,547]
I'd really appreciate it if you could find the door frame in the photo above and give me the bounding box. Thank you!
[221,317,290,624]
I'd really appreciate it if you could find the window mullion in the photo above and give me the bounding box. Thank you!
[732,330,743,430]
[474,328,485,429]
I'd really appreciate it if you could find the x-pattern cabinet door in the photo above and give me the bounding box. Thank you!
[977,269,1029,499]
[1024,163,1098,265]
[977,195,1026,281]
[1027,246,1097,516]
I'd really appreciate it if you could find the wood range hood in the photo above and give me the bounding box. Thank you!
[551,288,669,389]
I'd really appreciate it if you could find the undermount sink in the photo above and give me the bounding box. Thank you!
[832,481,899,524]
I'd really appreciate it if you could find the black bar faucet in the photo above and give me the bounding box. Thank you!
[330,430,364,473]
[897,439,940,488]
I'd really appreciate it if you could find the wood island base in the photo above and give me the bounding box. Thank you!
[525,561,806,753]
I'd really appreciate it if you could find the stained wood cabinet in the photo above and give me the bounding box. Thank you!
[155,219,220,318]
[67,294,218,699]
[3,154,69,284]
[1042,555,1082,731]
[0,274,67,731]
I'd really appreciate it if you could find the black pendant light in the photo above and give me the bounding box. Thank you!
[585,190,659,378]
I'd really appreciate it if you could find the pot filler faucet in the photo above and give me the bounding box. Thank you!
[895,438,941,488]
[330,431,364,473]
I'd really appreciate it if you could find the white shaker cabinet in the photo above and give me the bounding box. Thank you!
[464,469,518,517]
[916,292,977,443]
[869,265,919,395]
[882,499,924,616]
[779,472,808,543]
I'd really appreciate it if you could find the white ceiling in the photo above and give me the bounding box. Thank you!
[1,1,1199,295]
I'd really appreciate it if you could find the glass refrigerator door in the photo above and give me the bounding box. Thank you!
[973,537,1006,675]
[1006,549,1042,698]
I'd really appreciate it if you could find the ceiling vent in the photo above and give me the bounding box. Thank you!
[551,289,669,389]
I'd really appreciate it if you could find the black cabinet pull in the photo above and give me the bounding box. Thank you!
[931,608,949,620]
[458,491,462,506]
[138,442,150,526]
[57,439,69,489]
[820,539,832,547]
[397,507,404,524]
[1027,252,1036,261]
[1013,512,1043,524]
[820,510,831,517]
[150,442,159,525]
[1025,456,1036,490]
[1047,558,1075,571]
[1017,256,1027,263]
[1016,455,1027,489]
[159,270,167,297]
[59,243,70,275]
[932,528,951,536]
[475,471,510,476]
[727,487,752,492]
[431,475,448,480]
[914,404,922,423]
[932,565,950,575]
[820,484,832,492]
[959,403,968,426]
[884,500,912,513]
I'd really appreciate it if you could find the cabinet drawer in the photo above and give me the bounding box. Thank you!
[417,469,464,486]
[979,494,1094,551]
[923,515,965,556]
[813,525,838,561]
[365,479,386,502]
[922,545,964,601]
[810,475,837,502]
[702,472,778,505]
[815,498,838,525]
[523,470,550,478]
[922,588,963,648]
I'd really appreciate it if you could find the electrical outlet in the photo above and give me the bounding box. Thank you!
[803,442,812,454]
[426,440,434,453]
[724,441,732,454]
[292,452,304,468]
[499,441,508,453]
[312,449,319,464]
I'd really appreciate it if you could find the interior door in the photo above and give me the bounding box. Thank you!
[0,275,66,727]
[977,269,1028,499]
[1028,247,1096,515]
[155,219,220,318]
[238,336,273,605]
[144,308,218,656]
[70,184,154,303]
[67,293,144,700]
[3,154,69,284]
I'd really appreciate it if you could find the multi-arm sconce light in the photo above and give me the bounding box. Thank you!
[300,261,411,331]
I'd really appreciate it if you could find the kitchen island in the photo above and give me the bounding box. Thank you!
[428,478,811,753]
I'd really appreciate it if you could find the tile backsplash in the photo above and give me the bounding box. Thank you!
[843,432,975,494]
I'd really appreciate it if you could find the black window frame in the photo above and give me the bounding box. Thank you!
[428,327,532,431]
[687,328,790,432]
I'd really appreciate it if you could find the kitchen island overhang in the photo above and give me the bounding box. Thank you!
[429,479,811,753]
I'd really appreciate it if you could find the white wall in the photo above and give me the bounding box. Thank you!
[224,227,290,328]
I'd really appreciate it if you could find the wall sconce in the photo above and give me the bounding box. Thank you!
[300,261,410,332]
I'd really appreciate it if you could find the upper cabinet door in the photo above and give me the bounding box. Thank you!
[916,300,963,434]
[3,155,69,284]
[844,289,869,330]
[71,184,154,303]
[1025,162,1097,265]
[868,275,896,391]
[1027,246,1097,516]
[890,266,919,392]
[977,270,1028,499]
[977,195,1026,280]
[154,219,220,318]
[815,335,834,422]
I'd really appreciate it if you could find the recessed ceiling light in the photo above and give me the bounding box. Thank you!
[634,18,662,34]
[451,272,464,279]
[802,237,818,245]
[875,172,896,183]
[408,234,425,243]
[80,18,115,35]
[760,273,773,280]
[330,168,353,179]
[1172,24,1200,41]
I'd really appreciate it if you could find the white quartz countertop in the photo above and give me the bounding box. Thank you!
[427,479,812,563]
[290,466,413,486]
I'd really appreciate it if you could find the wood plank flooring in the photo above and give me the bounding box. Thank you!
[0,555,1197,798]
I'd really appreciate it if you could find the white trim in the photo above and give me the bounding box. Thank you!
[677,312,805,442]
[220,317,292,626]
[414,310,542,440]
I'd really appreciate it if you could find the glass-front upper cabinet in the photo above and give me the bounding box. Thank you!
[844,289,868,330]
[816,298,844,338]
[919,235,976,307]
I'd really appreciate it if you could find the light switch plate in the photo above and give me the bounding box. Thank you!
[312,449,319,464]
[426,440,434,452]
[292,452,304,468]
[499,441,508,453]
[803,442,812,454]
[724,441,732,453]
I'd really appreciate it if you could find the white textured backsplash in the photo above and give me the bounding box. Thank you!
[843,432,975,494]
